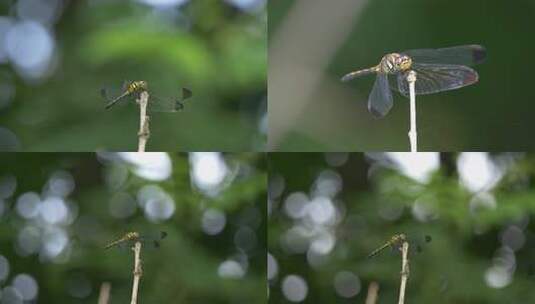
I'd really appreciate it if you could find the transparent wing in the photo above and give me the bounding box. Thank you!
[115,240,135,252]
[394,63,479,96]
[139,231,167,249]
[111,231,167,253]
[408,234,432,254]
[148,95,182,112]
[148,88,192,113]
[390,234,432,255]
[100,82,135,109]
[402,44,486,66]
[368,74,393,118]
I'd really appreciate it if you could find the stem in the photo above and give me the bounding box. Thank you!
[397,241,410,304]
[130,241,143,304]
[407,71,418,152]
[365,281,379,304]
[137,91,150,152]
[97,282,111,304]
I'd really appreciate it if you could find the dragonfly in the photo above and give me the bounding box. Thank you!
[101,80,192,112]
[367,233,432,258]
[104,231,168,251]
[341,44,486,118]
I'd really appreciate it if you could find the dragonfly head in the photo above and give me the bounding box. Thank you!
[136,80,148,91]
[396,233,407,242]
[128,231,140,239]
[397,54,412,71]
[382,53,412,74]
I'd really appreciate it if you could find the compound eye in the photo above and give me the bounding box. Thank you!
[399,56,412,69]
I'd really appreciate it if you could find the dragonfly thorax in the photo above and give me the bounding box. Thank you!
[127,81,148,94]
[393,233,407,243]
[126,231,140,239]
[380,53,412,74]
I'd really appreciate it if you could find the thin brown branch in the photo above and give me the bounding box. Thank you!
[130,241,143,304]
[137,91,150,152]
[365,281,379,304]
[397,241,410,304]
[97,282,111,304]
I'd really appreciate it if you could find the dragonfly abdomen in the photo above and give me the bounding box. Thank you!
[367,243,391,258]
[341,67,378,82]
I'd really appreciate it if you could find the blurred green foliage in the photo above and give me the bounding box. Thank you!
[269,153,535,303]
[0,152,266,303]
[269,0,535,151]
[0,0,266,151]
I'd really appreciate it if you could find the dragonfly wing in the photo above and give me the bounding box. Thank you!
[396,63,479,96]
[402,45,486,66]
[122,80,132,91]
[148,95,184,112]
[100,84,134,109]
[138,231,167,249]
[182,87,192,100]
[117,241,133,251]
[368,74,393,118]
[407,234,432,254]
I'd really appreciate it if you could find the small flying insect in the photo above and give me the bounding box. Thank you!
[368,233,432,258]
[101,80,192,112]
[104,231,168,251]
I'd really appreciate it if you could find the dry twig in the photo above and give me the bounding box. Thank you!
[397,241,410,304]
[407,71,418,152]
[365,281,379,304]
[130,241,143,304]
[137,91,150,152]
[97,282,111,304]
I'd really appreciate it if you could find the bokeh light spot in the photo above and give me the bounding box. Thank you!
[16,192,40,219]
[281,275,308,302]
[0,255,10,282]
[267,253,278,280]
[201,208,226,235]
[120,152,172,181]
[12,274,38,301]
[217,260,245,279]
[333,271,361,298]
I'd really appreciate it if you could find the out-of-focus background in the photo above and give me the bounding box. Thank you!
[0,152,266,303]
[0,0,266,151]
[268,152,535,303]
[268,0,535,151]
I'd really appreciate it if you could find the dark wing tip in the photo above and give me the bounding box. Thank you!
[471,45,487,64]
[160,231,168,239]
[465,68,479,85]
[175,100,184,111]
[424,235,432,243]
[368,105,387,119]
[182,88,192,99]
